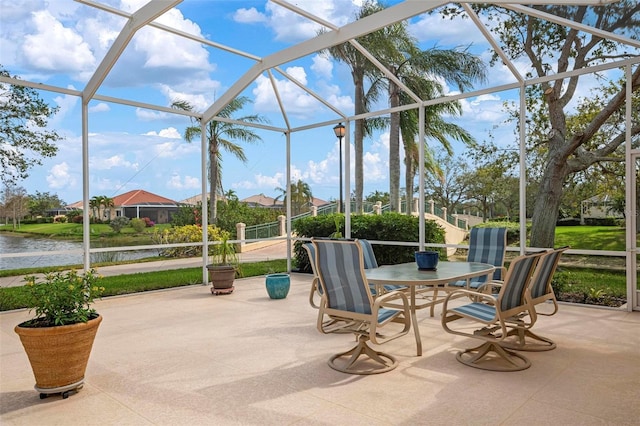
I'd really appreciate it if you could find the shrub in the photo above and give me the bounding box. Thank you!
[142,217,155,227]
[292,212,445,273]
[130,218,146,232]
[109,216,130,233]
[584,217,618,226]
[65,210,82,221]
[557,217,581,226]
[53,215,68,223]
[72,215,83,223]
[21,269,105,327]
[151,224,230,258]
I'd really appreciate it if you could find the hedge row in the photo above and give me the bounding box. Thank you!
[292,212,445,273]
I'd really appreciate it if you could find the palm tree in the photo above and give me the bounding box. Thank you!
[274,179,313,216]
[100,196,114,221]
[172,97,267,224]
[89,195,114,221]
[89,196,100,219]
[325,1,388,214]
[395,47,486,212]
[368,20,486,211]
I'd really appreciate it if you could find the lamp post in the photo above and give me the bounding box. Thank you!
[333,123,346,213]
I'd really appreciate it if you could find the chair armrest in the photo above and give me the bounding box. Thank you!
[476,280,503,293]
[442,288,498,312]
[374,289,409,311]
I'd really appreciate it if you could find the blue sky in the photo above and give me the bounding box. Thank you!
[0,0,608,206]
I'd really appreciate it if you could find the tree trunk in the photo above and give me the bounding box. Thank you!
[210,141,218,225]
[389,79,400,212]
[530,140,570,248]
[405,155,414,215]
[354,70,365,214]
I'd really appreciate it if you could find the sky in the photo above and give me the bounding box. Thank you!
[0,0,622,206]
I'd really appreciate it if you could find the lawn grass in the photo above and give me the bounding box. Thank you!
[553,226,627,251]
[554,265,627,298]
[0,259,288,311]
[1,224,634,310]
[1,222,171,240]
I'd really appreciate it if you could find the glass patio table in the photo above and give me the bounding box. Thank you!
[365,261,495,356]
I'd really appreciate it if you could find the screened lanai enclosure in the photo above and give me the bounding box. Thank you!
[0,0,638,310]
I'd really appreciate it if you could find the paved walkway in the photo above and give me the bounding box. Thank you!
[0,241,290,288]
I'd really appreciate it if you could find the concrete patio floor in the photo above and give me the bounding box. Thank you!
[1,273,639,425]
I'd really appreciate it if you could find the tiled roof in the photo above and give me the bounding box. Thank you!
[114,190,178,206]
[241,194,278,206]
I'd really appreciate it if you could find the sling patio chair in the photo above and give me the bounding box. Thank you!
[358,239,407,295]
[447,227,508,291]
[501,246,570,352]
[441,251,544,371]
[303,242,322,309]
[312,238,411,375]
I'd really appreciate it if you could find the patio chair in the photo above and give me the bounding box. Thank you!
[502,246,570,352]
[441,251,544,371]
[313,238,411,375]
[358,239,407,294]
[303,242,322,309]
[305,239,402,309]
[447,227,508,291]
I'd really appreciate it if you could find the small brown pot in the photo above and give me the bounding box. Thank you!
[14,315,102,394]
[207,264,236,290]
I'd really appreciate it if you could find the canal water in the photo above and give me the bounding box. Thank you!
[0,234,155,270]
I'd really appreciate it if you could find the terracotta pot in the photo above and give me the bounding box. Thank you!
[14,315,102,393]
[207,264,236,289]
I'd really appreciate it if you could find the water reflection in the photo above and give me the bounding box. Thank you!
[0,234,155,270]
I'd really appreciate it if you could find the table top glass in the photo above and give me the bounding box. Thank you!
[365,261,495,286]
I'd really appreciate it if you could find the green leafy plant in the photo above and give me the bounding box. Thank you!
[109,216,130,233]
[20,269,105,327]
[210,236,238,265]
[130,218,146,232]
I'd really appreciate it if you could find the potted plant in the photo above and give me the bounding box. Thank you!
[207,235,240,295]
[14,269,104,399]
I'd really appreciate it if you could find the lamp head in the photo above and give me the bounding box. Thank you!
[333,123,346,138]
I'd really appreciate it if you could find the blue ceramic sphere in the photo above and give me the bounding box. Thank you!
[415,251,439,270]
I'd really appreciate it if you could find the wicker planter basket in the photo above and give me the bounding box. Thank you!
[14,315,102,394]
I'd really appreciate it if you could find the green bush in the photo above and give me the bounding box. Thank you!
[130,218,146,232]
[152,224,230,258]
[109,216,130,233]
[584,217,618,226]
[292,212,445,272]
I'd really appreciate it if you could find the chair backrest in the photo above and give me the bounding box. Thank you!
[497,252,542,315]
[358,239,379,269]
[467,227,507,280]
[302,242,318,277]
[529,246,569,302]
[313,239,373,314]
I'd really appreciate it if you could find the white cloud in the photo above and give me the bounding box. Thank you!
[236,0,356,43]
[409,12,483,46]
[311,54,333,79]
[90,154,139,171]
[233,7,267,24]
[136,108,170,121]
[167,174,199,190]
[89,102,110,113]
[253,67,332,118]
[50,91,79,126]
[22,10,96,72]
[144,127,182,139]
[234,173,282,190]
[46,162,76,189]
